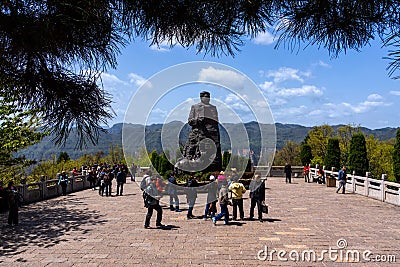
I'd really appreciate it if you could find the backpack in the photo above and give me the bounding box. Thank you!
[156,178,165,191]
[140,177,148,191]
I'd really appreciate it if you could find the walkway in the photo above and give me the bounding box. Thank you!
[1,177,399,266]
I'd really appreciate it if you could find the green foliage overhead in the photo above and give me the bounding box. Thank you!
[393,129,400,183]
[324,138,341,170]
[348,133,369,176]
[3,1,400,147]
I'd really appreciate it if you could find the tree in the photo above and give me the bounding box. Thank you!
[274,141,300,166]
[336,124,361,167]
[222,151,231,170]
[366,135,394,180]
[3,1,400,147]
[0,96,46,184]
[300,143,312,166]
[393,129,400,183]
[136,147,151,167]
[306,125,334,160]
[348,133,369,176]
[107,144,124,163]
[57,152,70,164]
[150,150,160,173]
[324,138,341,170]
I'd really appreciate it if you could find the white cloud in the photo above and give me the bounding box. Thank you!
[150,44,170,52]
[259,81,274,92]
[219,93,251,113]
[266,67,311,83]
[149,38,179,52]
[276,85,323,97]
[128,73,148,87]
[274,105,308,117]
[253,31,275,45]
[341,100,391,114]
[151,108,168,116]
[259,67,324,108]
[309,109,323,116]
[389,90,400,96]
[101,73,129,86]
[367,94,383,101]
[313,60,331,68]
[225,93,240,104]
[198,67,246,90]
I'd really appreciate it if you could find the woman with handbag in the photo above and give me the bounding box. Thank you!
[249,174,266,222]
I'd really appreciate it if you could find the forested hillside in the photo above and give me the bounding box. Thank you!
[20,122,398,161]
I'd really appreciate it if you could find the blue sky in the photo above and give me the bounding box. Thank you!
[101,32,400,129]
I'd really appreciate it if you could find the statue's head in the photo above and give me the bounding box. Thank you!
[200,91,210,104]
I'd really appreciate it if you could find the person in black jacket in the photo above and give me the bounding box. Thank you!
[144,176,165,228]
[284,162,292,184]
[6,181,20,226]
[249,175,266,222]
[116,167,126,196]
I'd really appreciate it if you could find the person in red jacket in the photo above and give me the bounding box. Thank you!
[303,164,310,183]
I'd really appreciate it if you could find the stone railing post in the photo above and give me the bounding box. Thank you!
[40,175,46,200]
[398,187,400,206]
[71,173,75,193]
[365,172,370,196]
[352,170,356,193]
[381,174,387,202]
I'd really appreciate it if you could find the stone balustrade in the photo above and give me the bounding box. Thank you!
[310,166,400,206]
[12,174,91,205]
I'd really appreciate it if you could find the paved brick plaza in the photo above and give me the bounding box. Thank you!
[1,177,399,266]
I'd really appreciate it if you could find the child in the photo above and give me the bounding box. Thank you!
[212,177,231,225]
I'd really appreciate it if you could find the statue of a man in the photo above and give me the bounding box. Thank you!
[178,91,222,172]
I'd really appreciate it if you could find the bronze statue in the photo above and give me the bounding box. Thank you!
[175,91,222,173]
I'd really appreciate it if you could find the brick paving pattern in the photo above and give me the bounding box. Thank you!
[1,177,399,266]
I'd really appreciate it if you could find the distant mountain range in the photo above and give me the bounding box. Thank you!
[20,122,399,161]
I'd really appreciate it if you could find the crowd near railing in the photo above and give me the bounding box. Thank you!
[1,165,399,207]
[11,174,92,205]
[310,166,400,206]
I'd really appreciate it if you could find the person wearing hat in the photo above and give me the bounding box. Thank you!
[144,176,165,228]
[58,171,69,196]
[228,175,246,220]
[203,174,218,220]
